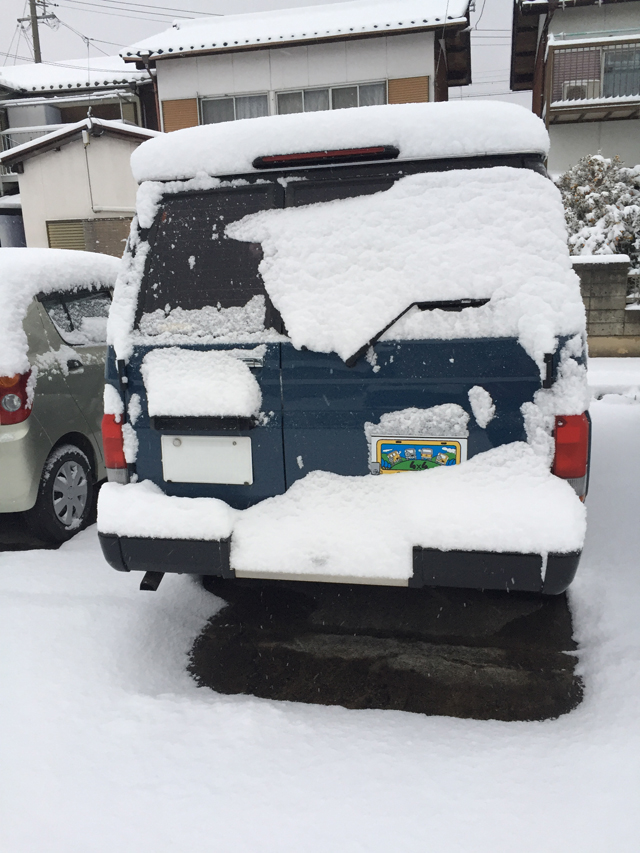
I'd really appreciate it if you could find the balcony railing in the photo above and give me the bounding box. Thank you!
[551,41,640,105]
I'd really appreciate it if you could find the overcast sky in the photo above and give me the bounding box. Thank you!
[0,0,530,107]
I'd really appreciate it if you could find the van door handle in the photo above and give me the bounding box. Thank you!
[67,359,84,372]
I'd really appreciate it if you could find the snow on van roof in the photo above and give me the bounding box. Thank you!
[130,101,550,183]
[0,248,120,376]
[123,0,469,62]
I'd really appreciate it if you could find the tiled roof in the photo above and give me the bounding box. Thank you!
[123,0,469,61]
[0,56,147,94]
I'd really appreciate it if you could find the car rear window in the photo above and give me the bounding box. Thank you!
[138,184,280,319]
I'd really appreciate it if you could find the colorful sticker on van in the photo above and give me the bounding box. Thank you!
[374,437,466,473]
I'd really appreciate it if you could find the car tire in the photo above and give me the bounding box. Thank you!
[25,445,94,544]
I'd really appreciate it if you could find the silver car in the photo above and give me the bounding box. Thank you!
[0,248,119,542]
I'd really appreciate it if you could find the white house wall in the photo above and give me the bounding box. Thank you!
[548,119,640,175]
[156,32,435,103]
[18,137,140,248]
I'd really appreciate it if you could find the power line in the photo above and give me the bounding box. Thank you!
[54,1,192,22]
[54,15,111,56]
[53,0,215,21]
[53,2,189,23]
[63,0,221,15]
[474,0,489,30]
[0,48,145,75]
[2,24,21,67]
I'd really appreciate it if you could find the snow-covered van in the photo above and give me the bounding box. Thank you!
[98,101,590,594]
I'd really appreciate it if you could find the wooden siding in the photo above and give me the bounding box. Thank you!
[388,76,429,104]
[162,98,199,132]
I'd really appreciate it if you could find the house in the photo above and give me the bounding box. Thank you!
[510,0,640,174]
[0,118,158,255]
[0,56,157,197]
[121,0,472,133]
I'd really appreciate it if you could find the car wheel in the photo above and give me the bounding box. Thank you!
[25,445,94,543]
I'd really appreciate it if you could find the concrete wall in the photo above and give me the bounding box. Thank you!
[156,32,434,104]
[548,119,640,174]
[17,135,140,248]
[573,258,640,356]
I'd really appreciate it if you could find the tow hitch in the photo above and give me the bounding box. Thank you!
[140,571,164,591]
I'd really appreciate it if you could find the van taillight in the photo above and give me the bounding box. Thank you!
[101,414,127,469]
[0,372,31,425]
[553,414,590,479]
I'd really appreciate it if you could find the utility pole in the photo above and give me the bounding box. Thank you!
[29,0,42,63]
[18,1,58,64]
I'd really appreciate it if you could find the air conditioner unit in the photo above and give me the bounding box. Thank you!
[562,79,601,100]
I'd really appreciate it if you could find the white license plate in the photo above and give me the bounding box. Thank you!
[161,435,253,485]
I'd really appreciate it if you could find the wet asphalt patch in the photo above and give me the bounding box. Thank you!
[191,579,583,721]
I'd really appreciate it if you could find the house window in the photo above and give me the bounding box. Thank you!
[277,82,387,115]
[603,47,640,98]
[201,93,269,124]
[552,42,640,103]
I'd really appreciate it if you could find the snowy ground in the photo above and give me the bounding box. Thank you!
[1,359,639,852]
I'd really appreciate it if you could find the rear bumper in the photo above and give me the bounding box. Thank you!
[98,532,581,595]
[0,420,43,513]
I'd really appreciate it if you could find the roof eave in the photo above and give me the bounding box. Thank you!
[0,123,154,169]
[122,20,468,64]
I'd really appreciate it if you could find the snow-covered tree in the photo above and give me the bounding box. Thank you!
[556,154,640,272]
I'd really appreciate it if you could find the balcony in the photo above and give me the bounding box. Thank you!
[548,39,640,124]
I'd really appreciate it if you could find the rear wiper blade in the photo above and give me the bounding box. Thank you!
[345,298,490,368]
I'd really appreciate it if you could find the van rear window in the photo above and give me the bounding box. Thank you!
[138,184,280,319]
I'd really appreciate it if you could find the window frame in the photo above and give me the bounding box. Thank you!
[200,91,270,124]
[275,80,388,116]
[38,288,113,347]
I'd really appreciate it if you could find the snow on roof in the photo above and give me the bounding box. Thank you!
[131,101,549,183]
[0,118,161,167]
[123,0,469,61]
[0,56,147,95]
[0,248,120,376]
[0,194,21,210]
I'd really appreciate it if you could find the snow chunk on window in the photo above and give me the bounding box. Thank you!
[141,348,262,417]
[227,168,584,367]
[131,102,549,183]
[365,405,469,444]
[468,386,495,429]
[0,248,119,376]
[139,295,268,341]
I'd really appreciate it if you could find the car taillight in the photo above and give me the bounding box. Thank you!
[102,413,127,469]
[0,372,31,425]
[553,414,590,479]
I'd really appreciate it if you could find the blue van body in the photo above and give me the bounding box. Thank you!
[99,152,586,594]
